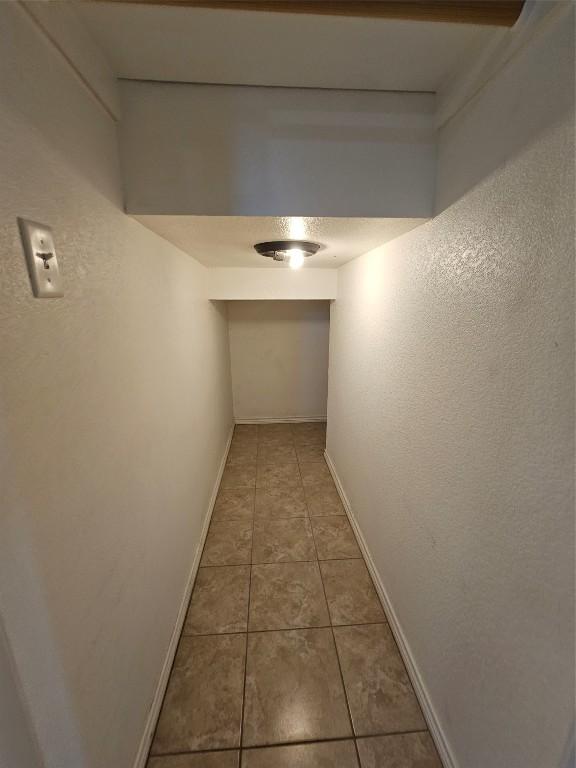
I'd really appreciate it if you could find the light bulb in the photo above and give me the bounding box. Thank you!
[289,249,305,269]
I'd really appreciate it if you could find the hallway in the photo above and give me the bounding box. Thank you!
[1,3,573,768]
[147,423,441,767]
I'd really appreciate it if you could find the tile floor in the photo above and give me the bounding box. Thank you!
[147,422,442,768]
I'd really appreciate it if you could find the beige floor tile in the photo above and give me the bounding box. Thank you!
[293,432,326,448]
[305,484,345,516]
[234,425,258,438]
[201,521,252,566]
[256,463,302,489]
[258,423,293,438]
[257,434,295,451]
[311,518,361,560]
[148,752,239,768]
[231,431,258,448]
[243,628,352,746]
[226,443,258,467]
[249,562,329,631]
[291,422,326,437]
[221,465,257,490]
[257,444,297,465]
[296,444,326,463]
[242,740,358,767]
[252,518,316,563]
[213,490,254,522]
[333,624,427,736]
[357,732,441,768]
[151,635,246,753]
[299,460,333,487]
[230,437,258,453]
[184,565,250,635]
[255,487,308,519]
[320,560,385,626]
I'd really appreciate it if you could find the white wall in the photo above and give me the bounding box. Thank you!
[119,81,436,218]
[0,6,233,768]
[209,267,338,300]
[0,618,42,768]
[326,6,574,768]
[228,301,330,421]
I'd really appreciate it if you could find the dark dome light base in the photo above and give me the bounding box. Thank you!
[254,240,321,262]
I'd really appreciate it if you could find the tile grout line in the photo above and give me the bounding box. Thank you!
[145,428,236,764]
[181,618,387,640]
[295,450,363,768]
[199,555,362,568]
[238,427,257,764]
[324,451,445,765]
[153,727,431,759]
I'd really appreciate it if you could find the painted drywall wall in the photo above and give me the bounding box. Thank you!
[326,6,574,768]
[209,267,338,300]
[0,5,233,768]
[0,618,42,768]
[436,0,575,213]
[228,301,330,421]
[20,0,120,120]
[119,81,436,218]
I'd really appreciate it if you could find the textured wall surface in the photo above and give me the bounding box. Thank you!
[0,5,232,768]
[326,8,574,768]
[228,301,330,421]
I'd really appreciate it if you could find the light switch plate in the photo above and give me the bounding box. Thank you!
[18,218,64,298]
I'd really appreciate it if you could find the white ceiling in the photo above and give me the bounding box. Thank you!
[78,3,498,92]
[134,216,426,268]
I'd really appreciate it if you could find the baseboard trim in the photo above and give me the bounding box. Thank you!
[132,425,234,768]
[234,416,327,424]
[324,450,457,768]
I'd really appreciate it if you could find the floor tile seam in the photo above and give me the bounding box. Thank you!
[151,728,431,759]
[296,455,359,759]
[222,481,337,493]
[238,479,257,755]
[311,492,371,766]
[212,513,345,522]
[182,620,388,639]
[353,728,430,741]
[147,470,222,761]
[213,503,346,523]
[321,515,425,745]
[242,733,358,750]
[200,556,364,567]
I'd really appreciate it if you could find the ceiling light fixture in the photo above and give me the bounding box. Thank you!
[254,240,321,269]
[288,249,305,270]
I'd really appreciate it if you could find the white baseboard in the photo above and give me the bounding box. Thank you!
[234,416,327,424]
[132,426,234,768]
[324,450,457,768]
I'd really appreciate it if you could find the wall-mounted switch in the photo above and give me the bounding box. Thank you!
[18,218,64,298]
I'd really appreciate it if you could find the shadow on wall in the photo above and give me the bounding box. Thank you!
[0,617,43,768]
[435,5,575,213]
[0,556,87,768]
[1,3,122,206]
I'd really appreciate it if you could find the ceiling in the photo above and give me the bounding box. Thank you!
[78,3,499,92]
[79,4,496,271]
[134,216,427,268]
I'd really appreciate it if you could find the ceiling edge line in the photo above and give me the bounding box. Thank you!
[18,1,119,122]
